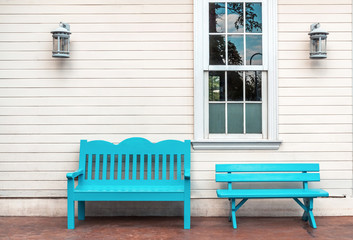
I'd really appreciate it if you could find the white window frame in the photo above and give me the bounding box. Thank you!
[193,0,281,150]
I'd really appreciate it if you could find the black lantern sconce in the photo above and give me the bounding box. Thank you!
[308,23,329,59]
[51,22,71,58]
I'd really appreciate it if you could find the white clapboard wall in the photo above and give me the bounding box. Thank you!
[0,0,352,208]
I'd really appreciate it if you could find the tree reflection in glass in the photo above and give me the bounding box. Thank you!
[227,3,243,33]
[245,71,262,101]
[210,35,226,65]
[246,3,262,33]
[209,3,225,33]
[228,36,244,65]
[228,71,243,101]
[209,71,225,101]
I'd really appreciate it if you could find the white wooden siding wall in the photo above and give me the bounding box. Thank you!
[0,0,194,197]
[0,0,352,212]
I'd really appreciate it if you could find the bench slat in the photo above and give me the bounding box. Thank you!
[110,154,114,180]
[162,154,167,180]
[170,155,174,180]
[177,154,181,180]
[117,154,122,180]
[155,154,159,180]
[147,154,152,180]
[140,154,145,180]
[217,189,329,198]
[216,164,319,173]
[216,173,320,182]
[87,154,92,180]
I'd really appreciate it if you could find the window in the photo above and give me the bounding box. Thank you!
[193,0,281,149]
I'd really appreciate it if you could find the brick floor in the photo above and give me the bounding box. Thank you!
[1,216,353,240]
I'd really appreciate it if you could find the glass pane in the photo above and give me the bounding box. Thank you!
[246,35,262,65]
[227,3,244,33]
[209,71,225,101]
[228,104,243,134]
[228,35,244,65]
[209,103,225,133]
[210,35,226,65]
[209,3,225,33]
[227,71,243,101]
[246,103,262,133]
[53,38,58,52]
[246,3,262,33]
[245,71,262,101]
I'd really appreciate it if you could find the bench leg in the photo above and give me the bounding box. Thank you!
[228,199,232,222]
[78,201,85,220]
[67,199,75,229]
[304,198,317,229]
[231,199,237,229]
[184,197,191,229]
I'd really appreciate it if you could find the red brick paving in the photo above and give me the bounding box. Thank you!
[1,216,353,240]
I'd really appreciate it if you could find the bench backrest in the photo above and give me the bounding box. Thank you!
[78,138,190,185]
[216,163,321,189]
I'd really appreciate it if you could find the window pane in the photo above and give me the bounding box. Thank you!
[246,3,262,33]
[227,71,243,101]
[209,71,225,101]
[228,36,244,65]
[245,71,262,101]
[246,103,262,133]
[209,103,225,133]
[209,3,225,33]
[210,35,226,65]
[228,103,243,133]
[227,3,244,33]
[246,35,262,65]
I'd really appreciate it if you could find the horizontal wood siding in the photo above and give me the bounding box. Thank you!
[0,0,352,208]
[0,0,194,198]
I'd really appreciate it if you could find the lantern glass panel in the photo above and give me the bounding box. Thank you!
[61,38,69,53]
[53,37,59,53]
[311,38,320,54]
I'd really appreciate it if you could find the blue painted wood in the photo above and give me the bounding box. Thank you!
[215,163,328,229]
[67,137,191,229]
[216,173,321,182]
[217,189,329,198]
[216,163,320,172]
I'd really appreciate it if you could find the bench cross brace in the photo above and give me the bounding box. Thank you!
[293,197,317,229]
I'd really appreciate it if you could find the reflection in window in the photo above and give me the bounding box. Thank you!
[246,35,262,65]
[210,35,226,65]
[209,3,225,33]
[228,71,243,101]
[228,36,244,65]
[227,3,244,33]
[209,71,225,101]
[246,3,262,33]
[245,71,262,101]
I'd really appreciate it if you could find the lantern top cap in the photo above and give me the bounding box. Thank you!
[308,23,328,36]
[51,22,71,34]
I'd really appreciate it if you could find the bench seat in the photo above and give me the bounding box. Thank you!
[217,189,329,199]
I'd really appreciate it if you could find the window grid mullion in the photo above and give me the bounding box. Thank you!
[225,72,228,134]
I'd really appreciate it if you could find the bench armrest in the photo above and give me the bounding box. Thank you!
[66,169,84,179]
[184,169,190,180]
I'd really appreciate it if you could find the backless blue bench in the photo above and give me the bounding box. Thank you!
[216,163,329,229]
[67,137,191,229]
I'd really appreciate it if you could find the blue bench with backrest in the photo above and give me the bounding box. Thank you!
[67,137,191,229]
[215,163,329,229]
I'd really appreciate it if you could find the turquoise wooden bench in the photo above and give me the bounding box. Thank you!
[67,137,191,229]
[216,163,329,229]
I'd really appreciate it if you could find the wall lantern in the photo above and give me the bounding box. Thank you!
[308,23,329,59]
[51,22,71,58]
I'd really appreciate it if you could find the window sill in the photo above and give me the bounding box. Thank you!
[191,139,282,150]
